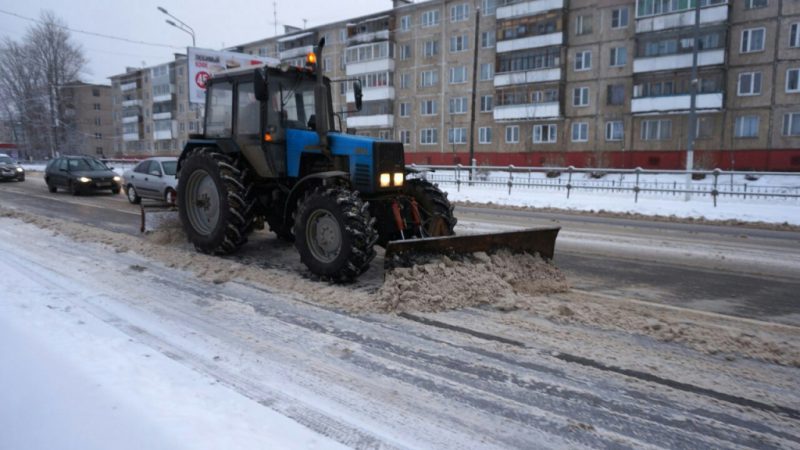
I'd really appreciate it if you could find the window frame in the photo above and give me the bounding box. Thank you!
[571,122,589,142]
[741,28,766,53]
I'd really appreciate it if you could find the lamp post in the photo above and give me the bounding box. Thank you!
[157,6,196,47]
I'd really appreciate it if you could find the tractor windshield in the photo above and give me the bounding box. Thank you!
[268,71,332,131]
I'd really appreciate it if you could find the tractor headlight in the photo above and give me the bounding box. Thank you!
[379,173,391,188]
[16,167,23,172]
[78,176,91,183]
[112,176,121,182]
[393,172,404,187]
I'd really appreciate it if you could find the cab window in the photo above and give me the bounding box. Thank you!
[58,158,68,171]
[237,82,259,135]
[134,161,151,173]
[206,81,233,137]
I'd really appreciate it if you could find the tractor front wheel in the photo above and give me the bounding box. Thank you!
[294,186,377,282]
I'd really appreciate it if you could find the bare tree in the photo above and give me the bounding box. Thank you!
[0,11,87,159]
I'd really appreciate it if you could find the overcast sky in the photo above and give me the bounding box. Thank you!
[0,0,400,84]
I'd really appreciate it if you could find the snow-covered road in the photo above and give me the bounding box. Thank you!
[1,212,799,449]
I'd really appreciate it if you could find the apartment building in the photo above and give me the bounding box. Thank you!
[109,55,202,156]
[59,82,115,157]
[117,0,799,170]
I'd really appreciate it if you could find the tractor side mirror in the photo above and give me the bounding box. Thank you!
[254,68,267,101]
[353,80,363,111]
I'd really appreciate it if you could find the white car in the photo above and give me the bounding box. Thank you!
[122,157,178,204]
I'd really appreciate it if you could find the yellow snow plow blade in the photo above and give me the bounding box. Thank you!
[140,203,180,233]
[383,227,561,270]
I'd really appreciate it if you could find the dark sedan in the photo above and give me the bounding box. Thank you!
[0,154,24,181]
[44,156,121,195]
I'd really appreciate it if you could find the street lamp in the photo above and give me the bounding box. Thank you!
[157,6,196,47]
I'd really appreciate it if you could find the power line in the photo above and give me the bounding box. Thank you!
[0,8,184,50]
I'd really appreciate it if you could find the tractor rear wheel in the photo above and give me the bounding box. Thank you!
[294,186,377,282]
[178,148,254,255]
[403,178,457,238]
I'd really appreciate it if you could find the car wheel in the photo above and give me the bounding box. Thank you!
[17,174,24,182]
[111,186,121,195]
[68,180,79,196]
[46,179,57,193]
[164,187,176,205]
[126,184,141,204]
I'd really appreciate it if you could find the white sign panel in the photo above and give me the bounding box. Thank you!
[187,47,278,104]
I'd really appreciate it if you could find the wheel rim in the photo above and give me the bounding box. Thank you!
[127,186,137,202]
[306,209,342,263]
[184,169,220,236]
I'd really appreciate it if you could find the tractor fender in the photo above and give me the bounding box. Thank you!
[176,139,240,173]
[283,171,350,227]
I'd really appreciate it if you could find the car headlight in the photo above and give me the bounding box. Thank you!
[16,167,23,172]
[112,176,121,182]
[379,173,391,188]
[78,176,91,183]
[393,172,404,187]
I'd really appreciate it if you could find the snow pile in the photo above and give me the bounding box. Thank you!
[377,250,568,313]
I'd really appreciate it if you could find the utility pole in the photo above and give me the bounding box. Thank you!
[468,7,481,181]
[684,0,702,201]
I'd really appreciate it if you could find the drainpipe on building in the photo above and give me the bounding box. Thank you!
[468,6,481,181]
[684,0,702,201]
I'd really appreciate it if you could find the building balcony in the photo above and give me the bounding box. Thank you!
[494,68,561,87]
[633,49,724,73]
[636,4,728,34]
[122,133,140,142]
[154,130,173,140]
[121,116,140,124]
[346,114,393,129]
[497,0,564,20]
[279,44,314,61]
[631,92,723,114]
[493,102,560,121]
[346,58,394,76]
[497,32,563,53]
[153,93,174,103]
[152,112,172,120]
[348,29,390,46]
[120,82,138,92]
[121,99,142,107]
[346,86,394,103]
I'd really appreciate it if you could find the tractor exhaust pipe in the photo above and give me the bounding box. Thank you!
[312,37,330,158]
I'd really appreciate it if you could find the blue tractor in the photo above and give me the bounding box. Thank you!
[177,39,558,282]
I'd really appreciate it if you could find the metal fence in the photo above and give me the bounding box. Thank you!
[408,164,800,207]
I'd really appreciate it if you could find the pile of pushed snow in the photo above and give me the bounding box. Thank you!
[377,250,568,313]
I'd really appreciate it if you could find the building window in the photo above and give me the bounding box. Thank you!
[482,0,497,15]
[533,124,557,143]
[421,10,440,28]
[786,68,800,93]
[576,15,593,35]
[448,127,467,144]
[575,50,592,71]
[94,133,102,139]
[696,116,713,139]
[783,113,800,135]
[399,130,411,144]
[93,103,101,110]
[94,117,101,126]
[378,130,391,140]
[92,88,100,97]
[449,97,468,114]
[612,7,629,28]
[480,63,493,81]
[735,115,760,138]
[420,70,438,87]
[606,121,624,141]
[641,119,672,140]
[449,66,467,84]
[423,40,439,57]
[741,28,766,53]
[791,23,800,48]
[479,127,492,144]
[607,84,625,105]
[400,15,411,31]
[745,0,767,9]
[573,87,589,107]
[420,128,439,144]
[737,72,763,96]
[480,95,493,112]
[399,73,411,89]
[481,31,495,48]
[505,125,520,143]
[400,44,412,60]
[449,34,469,53]
[450,3,469,22]
[399,102,411,117]
[610,47,627,67]
[571,122,588,142]
[420,99,438,115]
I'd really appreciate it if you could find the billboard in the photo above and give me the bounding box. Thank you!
[187,47,279,104]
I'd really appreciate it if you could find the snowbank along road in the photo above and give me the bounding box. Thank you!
[1,174,799,449]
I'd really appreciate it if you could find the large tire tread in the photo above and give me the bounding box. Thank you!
[404,178,457,236]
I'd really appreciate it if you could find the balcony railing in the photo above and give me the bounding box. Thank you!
[120,82,138,92]
[346,86,395,103]
[497,0,564,20]
[636,3,728,34]
[494,67,561,87]
[121,99,142,108]
[497,32,563,53]
[346,59,394,77]
[346,114,394,129]
[122,132,140,142]
[152,112,172,120]
[347,29,390,45]
[633,49,724,73]
[631,92,723,113]
[121,116,140,124]
[279,45,315,61]
[493,102,560,121]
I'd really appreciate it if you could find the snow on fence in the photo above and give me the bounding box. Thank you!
[408,164,800,207]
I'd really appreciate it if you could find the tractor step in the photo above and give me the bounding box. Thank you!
[383,227,561,270]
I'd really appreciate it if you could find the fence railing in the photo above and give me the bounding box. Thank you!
[407,164,800,206]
